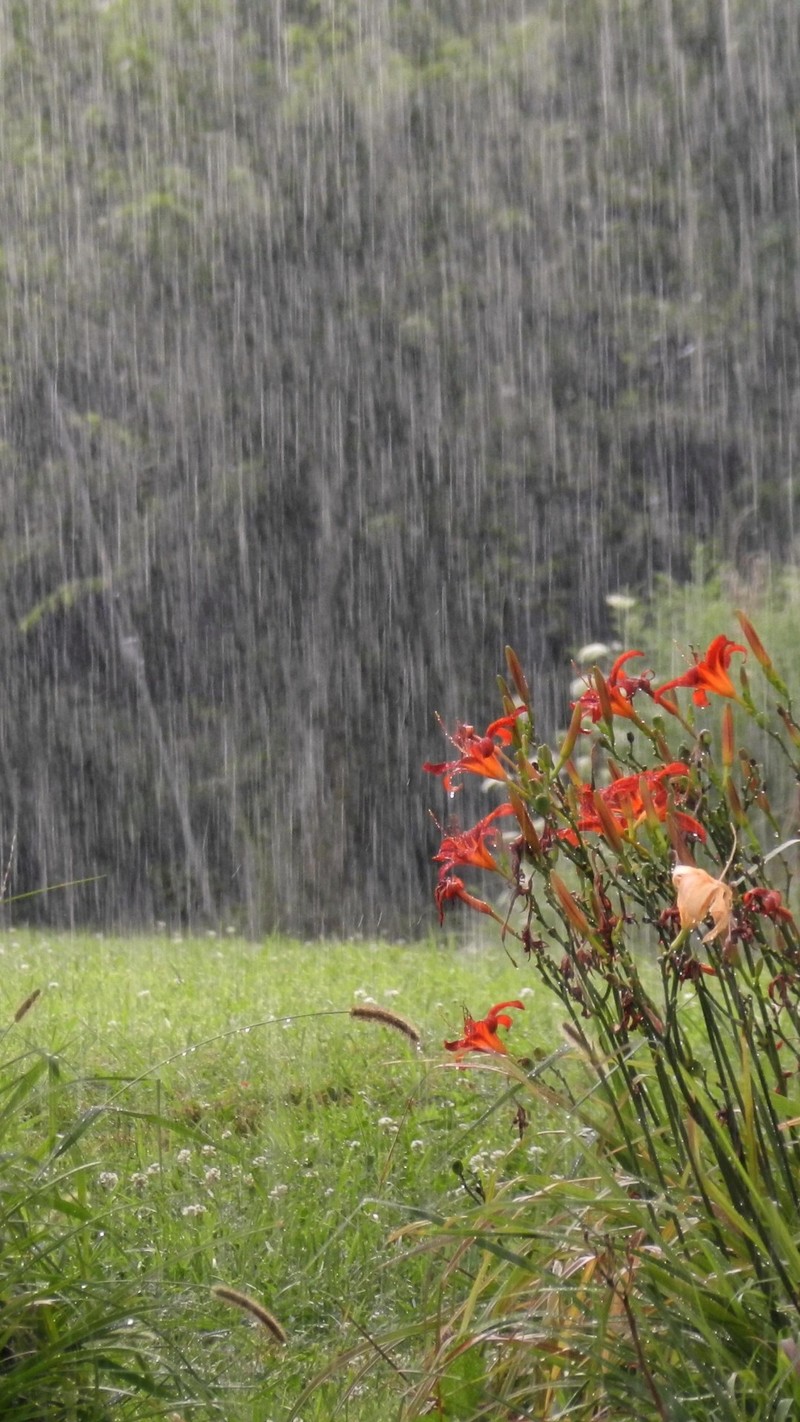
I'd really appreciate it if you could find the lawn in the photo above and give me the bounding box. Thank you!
[1,927,566,1420]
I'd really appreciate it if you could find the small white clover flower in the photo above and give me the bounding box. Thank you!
[97,1171,119,1191]
[130,1172,149,1192]
[410,1139,425,1151]
[204,1167,221,1185]
[269,1183,289,1199]
[146,1162,161,1176]
[201,1145,217,1158]
[181,1203,206,1218]
[175,1149,192,1166]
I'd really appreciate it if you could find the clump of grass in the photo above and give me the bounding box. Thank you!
[0,996,211,1419]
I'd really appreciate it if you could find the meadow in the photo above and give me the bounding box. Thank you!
[0,927,565,1419]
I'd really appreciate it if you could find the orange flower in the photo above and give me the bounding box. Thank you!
[444,1000,525,1057]
[434,875,498,925]
[433,804,514,879]
[424,710,526,792]
[572,650,653,723]
[672,865,733,942]
[654,635,746,709]
[557,763,705,845]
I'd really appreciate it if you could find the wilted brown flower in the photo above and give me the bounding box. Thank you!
[672,865,733,942]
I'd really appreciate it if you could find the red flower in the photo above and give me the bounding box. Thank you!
[424,710,526,792]
[572,650,653,723]
[742,888,795,924]
[434,875,498,925]
[433,804,514,879]
[558,763,705,844]
[444,1000,525,1057]
[654,635,746,709]
[600,763,688,814]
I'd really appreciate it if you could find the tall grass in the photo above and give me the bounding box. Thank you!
[0,990,211,1419]
[0,933,563,1418]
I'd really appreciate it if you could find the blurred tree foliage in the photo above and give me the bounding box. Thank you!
[0,0,798,933]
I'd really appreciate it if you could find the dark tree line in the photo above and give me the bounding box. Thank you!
[0,0,798,933]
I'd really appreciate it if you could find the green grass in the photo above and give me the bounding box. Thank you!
[0,927,564,1419]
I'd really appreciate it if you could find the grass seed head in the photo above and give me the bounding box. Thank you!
[349,1003,422,1045]
[14,987,41,1022]
[211,1285,287,1343]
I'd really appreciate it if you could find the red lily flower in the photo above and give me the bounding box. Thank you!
[572,650,653,723]
[742,888,795,925]
[600,763,688,813]
[424,709,526,792]
[434,874,498,925]
[654,635,746,709]
[433,803,515,879]
[558,763,705,844]
[444,999,525,1057]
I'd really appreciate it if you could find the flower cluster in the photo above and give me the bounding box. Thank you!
[427,624,800,1057]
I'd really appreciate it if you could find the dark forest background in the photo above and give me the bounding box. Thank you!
[0,0,798,934]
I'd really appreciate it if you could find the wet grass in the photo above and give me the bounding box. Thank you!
[1,927,564,1419]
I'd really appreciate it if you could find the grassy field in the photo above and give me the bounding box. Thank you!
[1,927,566,1420]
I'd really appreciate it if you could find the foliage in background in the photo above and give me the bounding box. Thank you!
[1,0,799,932]
[335,614,800,1419]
